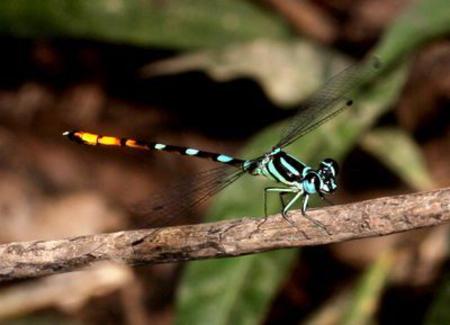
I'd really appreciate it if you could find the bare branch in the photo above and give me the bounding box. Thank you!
[0,188,449,281]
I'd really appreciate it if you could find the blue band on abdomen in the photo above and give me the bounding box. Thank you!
[185,148,200,155]
[216,154,234,163]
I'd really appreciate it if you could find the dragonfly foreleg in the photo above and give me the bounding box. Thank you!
[258,187,298,230]
[281,191,303,227]
[264,187,297,217]
[301,194,331,235]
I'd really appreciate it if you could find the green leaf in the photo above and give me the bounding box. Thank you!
[142,40,352,106]
[340,251,395,325]
[175,61,407,325]
[305,251,395,325]
[360,128,435,191]
[142,0,450,105]
[177,250,297,325]
[424,274,450,325]
[375,0,450,65]
[0,0,292,49]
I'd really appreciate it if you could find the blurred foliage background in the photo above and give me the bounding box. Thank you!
[0,0,449,324]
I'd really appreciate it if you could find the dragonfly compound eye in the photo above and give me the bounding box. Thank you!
[320,158,339,176]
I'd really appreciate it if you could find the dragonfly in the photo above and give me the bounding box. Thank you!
[63,56,381,231]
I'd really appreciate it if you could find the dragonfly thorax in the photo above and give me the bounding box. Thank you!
[245,149,339,196]
[253,149,307,185]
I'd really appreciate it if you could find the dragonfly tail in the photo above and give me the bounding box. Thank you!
[63,130,245,168]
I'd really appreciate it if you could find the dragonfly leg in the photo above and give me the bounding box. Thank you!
[279,191,290,211]
[259,187,296,229]
[301,195,331,235]
[281,191,303,228]
[301,194,309,216]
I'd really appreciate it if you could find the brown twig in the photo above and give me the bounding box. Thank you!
[0,188,449,281]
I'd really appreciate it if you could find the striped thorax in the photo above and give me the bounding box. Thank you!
[246,147,339,197]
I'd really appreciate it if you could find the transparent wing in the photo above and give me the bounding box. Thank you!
[276,57,381,149]
[131,165,246,228]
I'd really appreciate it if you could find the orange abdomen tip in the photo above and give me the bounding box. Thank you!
[63,130,99,146]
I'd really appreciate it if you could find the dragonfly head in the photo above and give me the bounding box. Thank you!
[317,158,339,194]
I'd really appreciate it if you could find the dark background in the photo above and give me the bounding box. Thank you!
[0,1,449,324]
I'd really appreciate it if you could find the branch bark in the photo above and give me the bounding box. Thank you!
[1,188,449,281]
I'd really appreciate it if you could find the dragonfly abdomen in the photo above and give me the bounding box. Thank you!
[63,131,245,167]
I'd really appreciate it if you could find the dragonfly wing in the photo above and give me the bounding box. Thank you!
[132,165,246,228]
[277,56,381,149]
